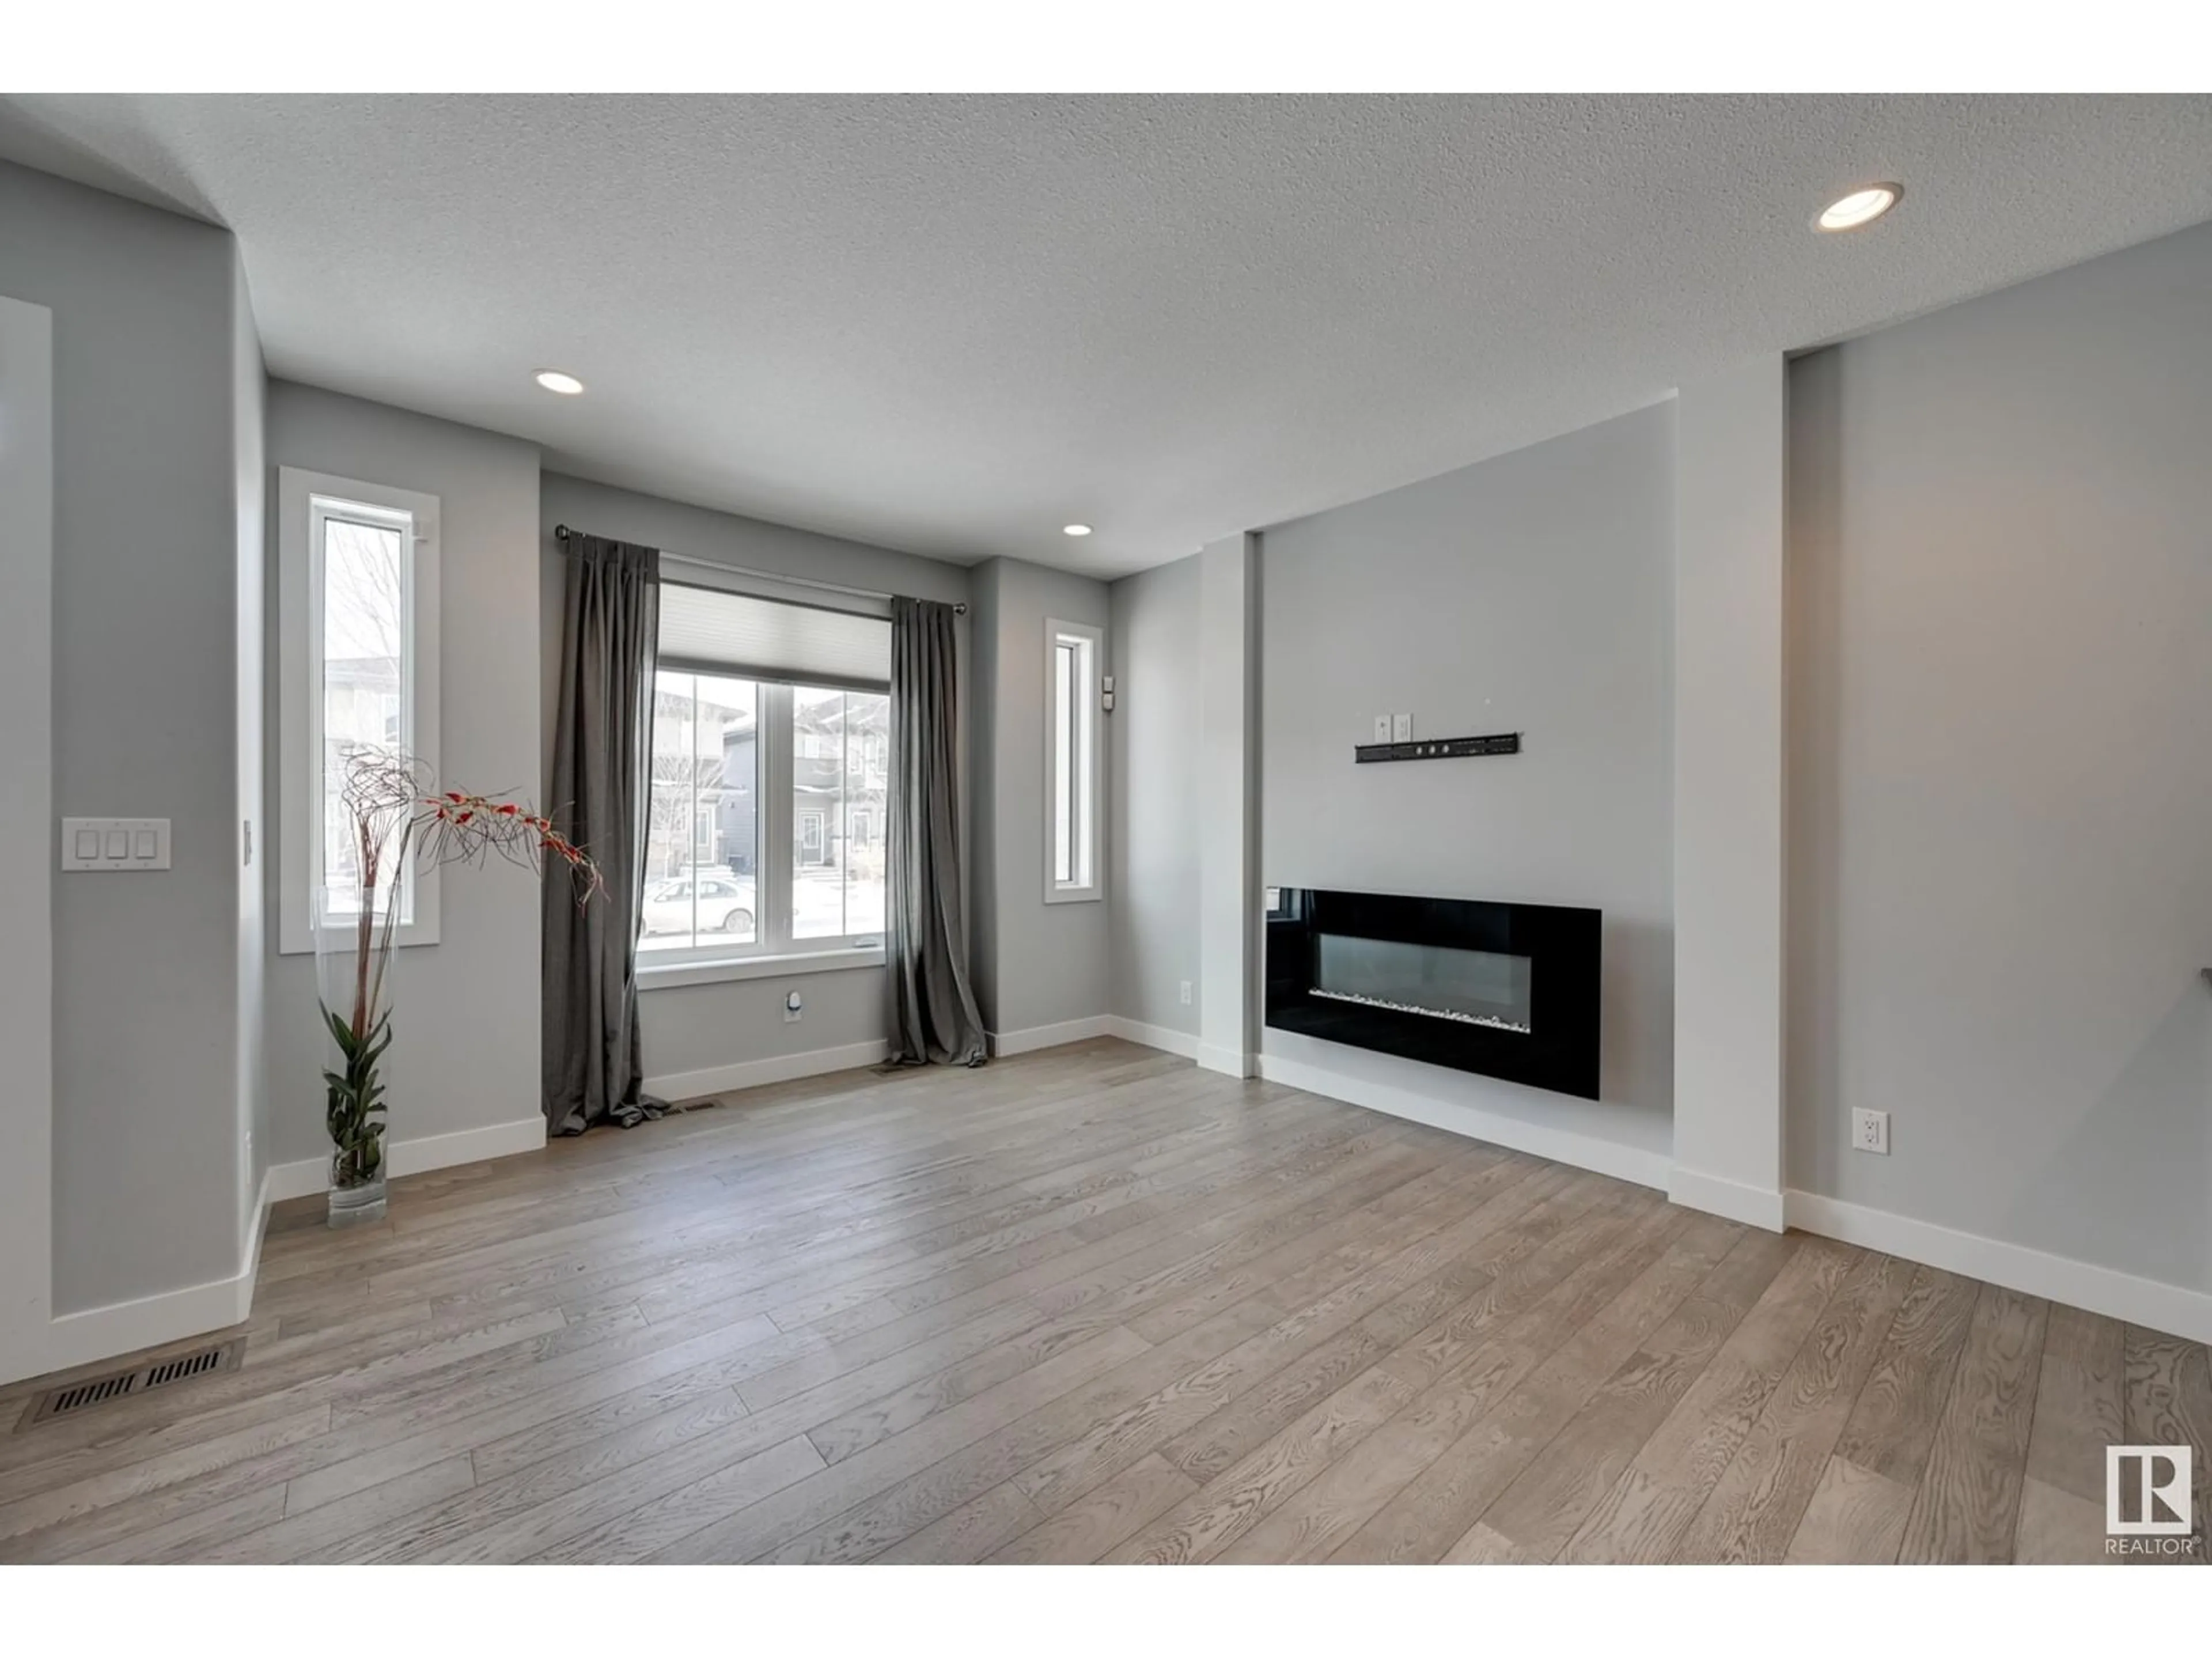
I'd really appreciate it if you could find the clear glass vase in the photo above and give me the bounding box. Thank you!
[315,881,400,1228]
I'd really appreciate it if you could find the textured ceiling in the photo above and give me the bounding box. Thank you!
[4,94,2210,577]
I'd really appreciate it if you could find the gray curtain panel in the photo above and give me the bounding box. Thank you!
[886,596,988,1066]
[543,533,669,1133]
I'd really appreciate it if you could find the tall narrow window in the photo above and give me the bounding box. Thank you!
[278,468,441,954]
[1046,619,1102,902]
[318,501,410,922]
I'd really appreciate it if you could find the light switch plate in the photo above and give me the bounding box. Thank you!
[62,817,171,872]
[1392,714,1414,742]
[1372,715,1392,744]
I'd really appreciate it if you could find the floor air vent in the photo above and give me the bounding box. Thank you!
[143,1347,230,1390]
[17,1338,244,1430]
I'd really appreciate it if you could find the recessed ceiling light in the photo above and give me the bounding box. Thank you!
[1062,524,1093,537]
[1815,184,1902,233]
[534,370,585,395]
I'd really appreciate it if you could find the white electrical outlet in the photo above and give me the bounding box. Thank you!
[1852,1108,1890,1156]
[1392,713,1413,743]
[783,989,803,1024]
[1179,980,1192,1006]
[1373,715,1392,744]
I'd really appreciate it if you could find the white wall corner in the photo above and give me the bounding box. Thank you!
[38,1163,274,1381]
[1198,531,1261,1078]
[1668,1165,1787,1233]
[1104,1016,1201,1061]
[988,1016,1115,1059]
[1198,1042,1257,1079]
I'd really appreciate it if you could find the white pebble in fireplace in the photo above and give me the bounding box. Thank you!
[1308,986,1533,1034]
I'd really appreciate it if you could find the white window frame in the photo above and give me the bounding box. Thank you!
[277,467,441,956]
[638,589,893,980]
[1044,617,1103,904]
[638,671,764,959]
[775,681,889,956]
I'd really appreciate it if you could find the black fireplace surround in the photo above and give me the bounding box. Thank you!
[1265,887,1601,1100]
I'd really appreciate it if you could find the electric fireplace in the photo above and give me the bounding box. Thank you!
[1264,887,1601,1099]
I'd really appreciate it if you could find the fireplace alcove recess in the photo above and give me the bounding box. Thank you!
[1264,887,1601,1100]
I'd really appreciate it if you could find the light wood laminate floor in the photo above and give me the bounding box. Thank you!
[2,1040,2205,1566]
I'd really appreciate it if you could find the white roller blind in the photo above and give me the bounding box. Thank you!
[658,581,892,690]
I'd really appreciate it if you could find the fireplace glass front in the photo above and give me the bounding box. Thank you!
[1263,887,1601,1099]
[1312,935,1533,1034]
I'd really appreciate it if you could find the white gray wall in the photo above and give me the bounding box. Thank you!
[540,473,972,1089]
[0,290,56,1381]
[968,555,1114,1039]
[266,382,545,1165]
[1109,554,1202,1040]
[232,251,270,1230]
[1260,403,1677,1168]
[1787,219,2212,1293]
[967,560,1003,1031]
[0,161,251,1312]
[1197,535,1263,1075]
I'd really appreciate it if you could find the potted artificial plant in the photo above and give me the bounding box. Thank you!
[318,748,601,1228]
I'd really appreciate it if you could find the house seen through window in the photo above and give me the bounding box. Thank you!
[643,582,893,961]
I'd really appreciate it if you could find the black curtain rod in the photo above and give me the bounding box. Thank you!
[554,522,967,615]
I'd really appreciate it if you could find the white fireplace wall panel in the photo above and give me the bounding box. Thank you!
[1671,354,1787,1229]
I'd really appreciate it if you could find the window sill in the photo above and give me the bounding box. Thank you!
[277,923,441,957]
[1044,887,1103,905]
[638,945,887,990]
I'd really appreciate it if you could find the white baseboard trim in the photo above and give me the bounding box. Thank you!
[647,1039,891,1105]
[1257,1052,1673,1192]
[1197,1043,1257,1079]
[46,1271,252,1377]
[1784,1190,2212,1346]
[1103,1016,1200,1060]
[1669,1166,1787,1233]
[41,1165,275,1377]
[265,1113,550,1203]
[265,1157,328,1204]
[988,1016,1115,1059]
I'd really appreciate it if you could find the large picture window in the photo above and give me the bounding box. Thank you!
[643,579,892,965]
[278,468,441,954]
